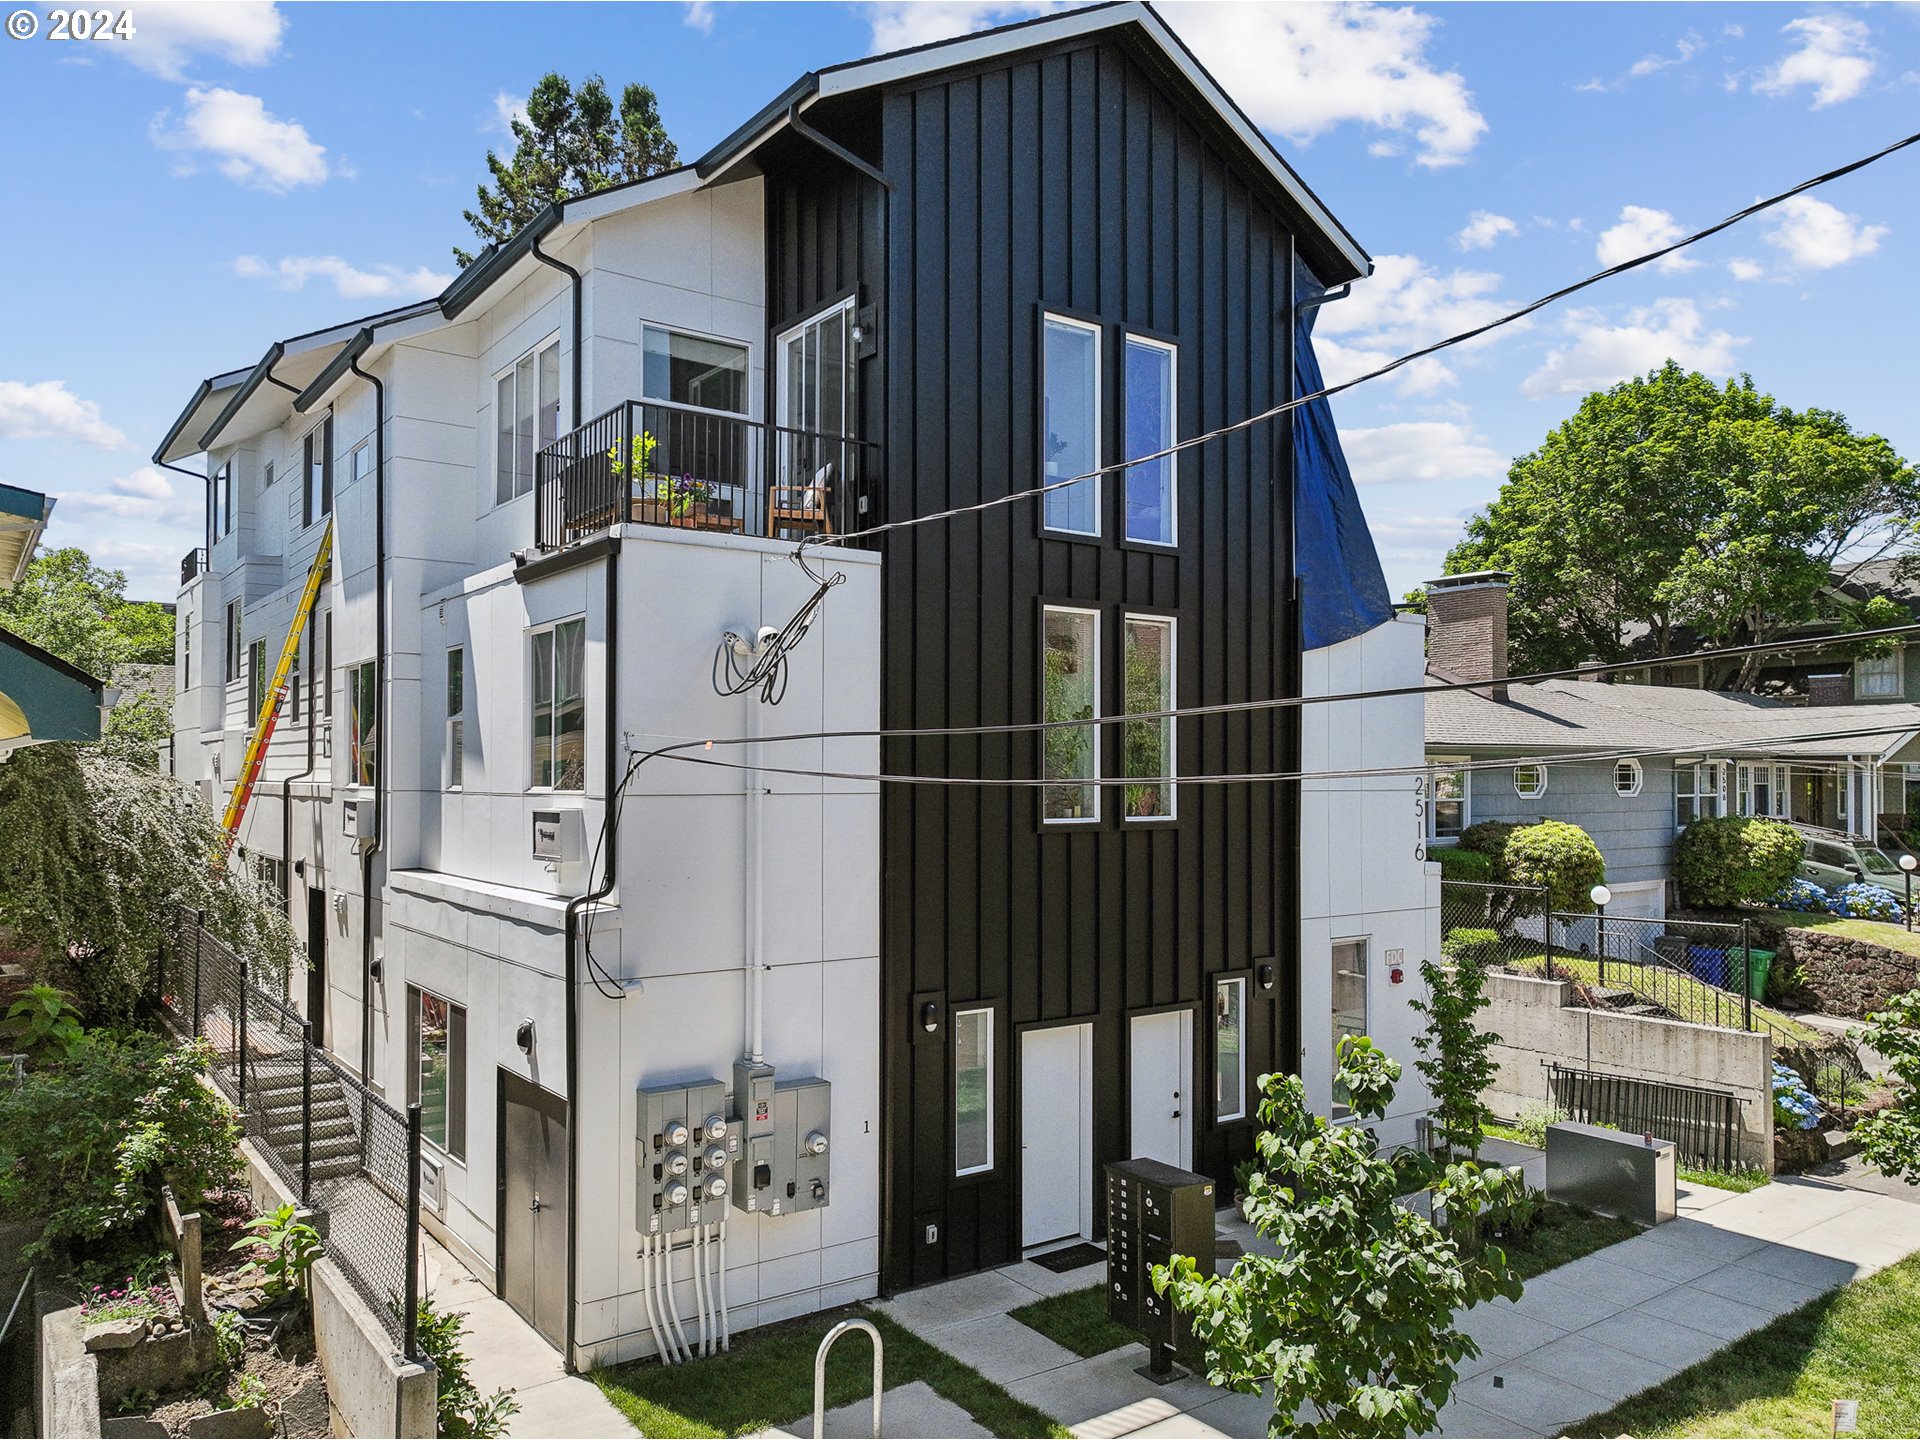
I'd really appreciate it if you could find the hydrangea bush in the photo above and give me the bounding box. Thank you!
[1768,877,1831,914]
[1772,1062,1821,1132]
[1830,882,1905,923]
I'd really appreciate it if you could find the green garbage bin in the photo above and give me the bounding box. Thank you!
[1729,947,1776,1002]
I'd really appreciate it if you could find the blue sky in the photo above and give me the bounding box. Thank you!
[2,0,1916,602]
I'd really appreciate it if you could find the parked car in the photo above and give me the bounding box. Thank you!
[1793,824,1905,890]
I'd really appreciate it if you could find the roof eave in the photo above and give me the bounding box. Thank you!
[440,205,562,319]
[196,344,286,453]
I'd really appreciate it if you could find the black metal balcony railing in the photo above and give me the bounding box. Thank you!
[181,547,208,585]
[533,399,878,552]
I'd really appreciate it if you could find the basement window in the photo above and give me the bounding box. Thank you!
[409,987,467,1160]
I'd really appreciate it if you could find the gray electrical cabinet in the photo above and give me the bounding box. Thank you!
[731,1060,778,1215]
[777,1077,831,1214]
[1105,1158,1216,1380]
[637,1077,738,1235]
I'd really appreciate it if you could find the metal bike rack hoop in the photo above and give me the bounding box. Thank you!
[813,1317,883,1439]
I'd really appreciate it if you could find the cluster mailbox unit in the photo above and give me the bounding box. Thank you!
[1105,1158,1218,1381]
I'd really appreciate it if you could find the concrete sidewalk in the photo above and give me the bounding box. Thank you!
[871,1171,1920,1440]
[420,1236,640,1439]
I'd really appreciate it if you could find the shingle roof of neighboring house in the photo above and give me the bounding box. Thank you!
[1427,678,1920,760]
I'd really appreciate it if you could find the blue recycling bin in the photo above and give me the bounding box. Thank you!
[1686,944,1730,988]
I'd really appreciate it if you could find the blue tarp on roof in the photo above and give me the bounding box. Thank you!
[1294,259,1393,651]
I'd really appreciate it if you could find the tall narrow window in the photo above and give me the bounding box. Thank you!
[1124,336,1176,545]
[1042,607,1099,822]
[1429,759,1469,840]
[225,601,241,682]
[446,647,465,790]
[350,441,370,491]
[321,611,333,719]
[495,339,561,504]
[1215,977,1247,1122]
[247,639,267,725]
[348,660,377,787]
[303,416,333,527]
[1041,315,1100,535]
[289,631,301,725]
[408,987,467,1159]
[954,1007,993,1176]
[263,460,274,492]
[1675,762,1724,829]
[1331,940,1369,1120]
[182,613,191,689]
[531,618,585,790]
[1123,615,1174,819]
[211,462,233,541]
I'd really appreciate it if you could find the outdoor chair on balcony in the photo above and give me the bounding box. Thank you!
[770,462,833,538]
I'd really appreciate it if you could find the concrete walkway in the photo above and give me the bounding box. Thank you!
[870,1170,1920,1440]
[420,1236,640,1439]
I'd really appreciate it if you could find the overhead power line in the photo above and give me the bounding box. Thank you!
[800,125,1920,556]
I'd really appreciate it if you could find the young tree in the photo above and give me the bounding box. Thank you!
[1157,1039,1522,1438]
[457,72,678,266]
[1411,951,1501,1161]
[1444,363,1918,684]
[1856,989,1920,1185]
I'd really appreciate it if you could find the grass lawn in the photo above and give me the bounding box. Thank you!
[1679,1164,1771,1193]
[1540,954,1821,1046]
[592,1306,1069,1439]
[1009,1285,1149,1360]
[1759,910,1920,964]
[1564,1253,1920,1438]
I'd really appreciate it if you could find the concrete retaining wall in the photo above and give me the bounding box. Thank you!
[1482,971,1774,1170]
[38,1304,99,1440]
[240,1140,437,1438]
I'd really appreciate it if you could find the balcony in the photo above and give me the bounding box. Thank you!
[180,547,208,586]
[533,400,878,553]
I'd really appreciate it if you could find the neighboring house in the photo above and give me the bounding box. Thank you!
[161,3,1429,1369]
[0,482,104,755]
[1425,572,1920,921]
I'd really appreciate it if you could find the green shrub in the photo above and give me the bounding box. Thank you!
[1441,928,1507,968]
[1500,821,1607,914]
[1460,821,1518,858]
[1435,847,1495,883]
[1673,816,1805,909]
[415,1298,519,1438]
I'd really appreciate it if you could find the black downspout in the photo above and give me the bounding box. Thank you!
[348,353,387,1090]
[532,234,601,1373]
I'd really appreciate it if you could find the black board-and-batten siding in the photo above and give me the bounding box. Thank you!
[766,32,1308,1291]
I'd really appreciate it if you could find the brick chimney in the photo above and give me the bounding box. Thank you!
[1426,571,1510,699]
[1808,673,1851,706]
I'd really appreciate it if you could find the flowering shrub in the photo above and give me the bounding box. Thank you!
[1769,877,1832,914]
[1772,1062,1822,1132]
[80,1279,176,1325]
[1830,882,1905,923]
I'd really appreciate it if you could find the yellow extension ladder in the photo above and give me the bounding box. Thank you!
[219,519,333,853]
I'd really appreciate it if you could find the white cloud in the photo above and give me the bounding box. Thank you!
[0,380,127,450]
[863,1,1489,167]
[490,90,529,138]
[55,467,198,525]
[1455,211,1518,250]
[1754,14,1876,107]
[683,1,717,33]
[1341,422,1508,486]
[115,1,285,81]
[1521,299,1744,399]
[150,86,330,191]
[1763,194,1888,270]
[1595,205,1698,272]
[1728,257,1766,282]
[1316,337,1455,396]
[232,254,452,301]
[1629,32,1704,77]
[1313,252,1521,396]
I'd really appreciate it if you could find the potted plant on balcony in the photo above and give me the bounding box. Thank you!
[607,432,667,521]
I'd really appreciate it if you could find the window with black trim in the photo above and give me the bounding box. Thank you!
[211,462,233,541]
[643,326,749,414]
[1123,614,1175,819]
[247,639,267,725]
[496,339,561,504]
[1041,314,1100,535]
[224,601,241,683]
[348,660,376,787]
[1215,976,1247,1122]
[954,1007,993,1176]
[1042,606,1099,822]
[531,619,585,790]
[303,416,333,527]
[408,986,466,1159]
[1124,335,1176,546]
[446,646,465,790]
[321,611,333,719]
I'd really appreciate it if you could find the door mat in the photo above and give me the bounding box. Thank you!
[1028,1241,1106,1273]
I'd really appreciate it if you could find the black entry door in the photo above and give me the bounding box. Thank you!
[305,886,327,1047]
[498,1071,568,1351]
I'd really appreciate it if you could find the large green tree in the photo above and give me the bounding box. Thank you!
[457,72,678,266]
[1442,364,1919,686]
[0,547,174,676]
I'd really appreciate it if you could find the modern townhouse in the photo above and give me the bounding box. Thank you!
[161,1,1434,1370]
[1424,571,1920,922]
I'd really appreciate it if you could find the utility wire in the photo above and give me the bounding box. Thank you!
[799,125,1920,556]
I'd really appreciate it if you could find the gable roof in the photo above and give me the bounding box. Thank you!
[1428,677,1920,762]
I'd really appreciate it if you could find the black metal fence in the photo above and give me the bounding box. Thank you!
[154,909,421,1357]
[534,397,880,552]
[1547,1063,1744,1170]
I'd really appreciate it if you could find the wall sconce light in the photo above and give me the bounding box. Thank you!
[516,1019,535,1056]
[369,958,384,984]
[920,1001,941,1034]
[1257,962,1276,992]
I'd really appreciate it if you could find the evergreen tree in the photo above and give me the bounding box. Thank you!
[457,73,678,267]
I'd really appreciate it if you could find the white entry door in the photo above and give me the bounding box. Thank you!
[1021,1023,1094,1249]
[1129,1010,1194,1169]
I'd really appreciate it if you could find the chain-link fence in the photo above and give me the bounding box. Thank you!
[154,908,421,1356]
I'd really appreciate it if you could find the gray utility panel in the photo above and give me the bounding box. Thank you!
[637,1077,738,1236]
[1105,1157,1216,1379]
[731,1061,831,1217]
[1545,1120,1676,1226]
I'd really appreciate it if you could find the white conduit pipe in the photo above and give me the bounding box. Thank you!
[640,1236,668,1365]
[746,673,766,1064]
[661,1238,691,1361]
[717,1217,731,1350]
[692,1225,711,1357]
